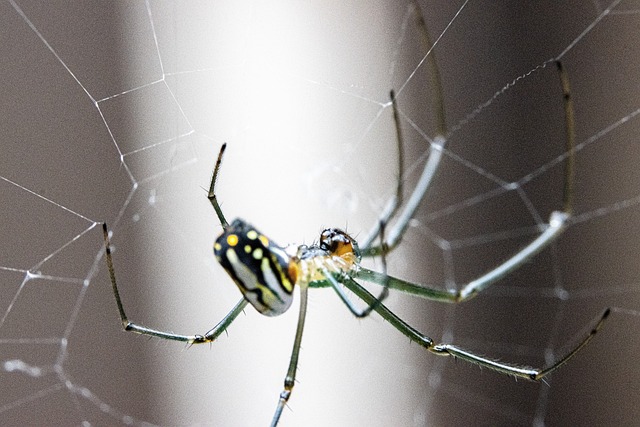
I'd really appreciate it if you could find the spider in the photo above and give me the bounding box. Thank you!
[102,6,609,426]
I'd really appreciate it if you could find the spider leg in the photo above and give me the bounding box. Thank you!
[363,60,576,304]
[208,143,229,229]
[271,285,309,427]
[342,272,610,381]
[360,135,445,257]
[355,267,458,303]
[356,210,569,303]
[361,2,446,256]
[363,14,575,269]
[361,90,405,253]
[102,223,247,344]
[324,270,388,318]
[556,60,576,214]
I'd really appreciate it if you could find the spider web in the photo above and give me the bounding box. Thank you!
[1,0,639,426]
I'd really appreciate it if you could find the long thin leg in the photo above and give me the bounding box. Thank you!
[342,273,610,381]
[103,223,247,344]
[360,90,405,251]
[361,1,447,254]
[356,210,568,303]
[271,285,309,426]
[363,21,575,275]
[208,143,229,229]
[413,0,447,137]
[362,60,576,302]
[556,60,576,214]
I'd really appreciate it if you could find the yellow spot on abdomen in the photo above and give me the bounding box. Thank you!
[227,234,239,246]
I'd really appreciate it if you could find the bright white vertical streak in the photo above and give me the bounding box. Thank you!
[121,1,418,426]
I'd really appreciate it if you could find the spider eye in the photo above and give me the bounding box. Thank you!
[214,219,295,316]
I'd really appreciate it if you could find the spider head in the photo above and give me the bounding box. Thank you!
[318,228,362,266]
[214,218,296,316]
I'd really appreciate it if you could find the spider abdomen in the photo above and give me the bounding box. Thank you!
[214,219,295,316]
